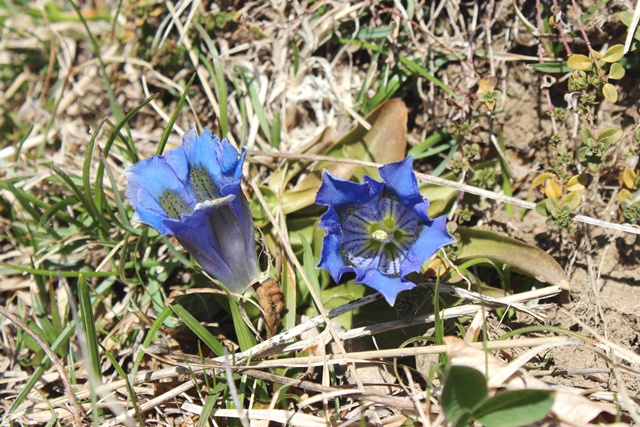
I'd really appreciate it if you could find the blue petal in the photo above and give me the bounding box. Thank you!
[353,267,416,305]
[164,197,260,292]
[379,156,432,222]
[316,171,384,208]
[181,128,243,195]
[162,136,190,187]
[125,156,197,234]
[400,215,456,276]
[317,206,349,283]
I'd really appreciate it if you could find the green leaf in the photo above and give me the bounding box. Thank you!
[357,25,395,40]
[131,307,173,380]
[620,11,640,42]
[77,275,102,384]
[579,127,594,144]
[77,274,102,423]
[456,227,569,289]
[602,83,618,103]
[597,127,623,148]
[563,191,582,210]
[158,74,196,155]
[567,54,593,71]
[602,44,625,63]
[442,366,488,424]
[608,62,626,80]
[535,201,549,216]
[171,303,225,356]
[528,61,572,73]
[299,233,322,312]
[473,390,554,427]
[227,294,256,352]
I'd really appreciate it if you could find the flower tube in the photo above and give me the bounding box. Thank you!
[316,156,455,305]
[125,128,260,292]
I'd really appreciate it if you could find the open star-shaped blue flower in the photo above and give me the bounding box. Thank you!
[316,156,455,305]
[125,128,260,293]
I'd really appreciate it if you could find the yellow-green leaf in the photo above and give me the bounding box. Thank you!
[608,62,626,80]
[563,191,582,210]
[602,83,618,103]
[567,54,593,71]
[620,166,637,189]
[619,11,640,42]
[456,227,570,289]
[597,127,623,147]
[602,44,625,63]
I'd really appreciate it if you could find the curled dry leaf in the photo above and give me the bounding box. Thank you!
[443,337,618,425]
[254,278,286,338]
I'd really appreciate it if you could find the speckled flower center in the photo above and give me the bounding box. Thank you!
[190,167,221,202]
[158,190,193,219]
[341,198,419,275]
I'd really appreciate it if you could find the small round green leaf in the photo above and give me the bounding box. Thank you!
[608,62,626,80]
[442,366,488,424]
[602,83,618,103]
[567,54,593,71]
[602,44,625,63]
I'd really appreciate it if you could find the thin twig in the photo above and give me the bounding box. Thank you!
[248,151,640,235]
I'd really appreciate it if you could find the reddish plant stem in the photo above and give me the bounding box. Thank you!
[536,0,558,135]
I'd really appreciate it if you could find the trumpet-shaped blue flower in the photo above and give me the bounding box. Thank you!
[125,128,260,292]
[316,156,455,305]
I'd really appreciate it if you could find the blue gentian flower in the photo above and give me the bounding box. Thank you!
[316,156,455,305]
[125,128,261,293]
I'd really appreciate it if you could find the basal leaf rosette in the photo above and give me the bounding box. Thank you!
[316,156,456,305]
[125,127,260,292]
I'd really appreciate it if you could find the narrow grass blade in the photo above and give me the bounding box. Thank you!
[77,274,102,424]
[1,263,117,278]
[100,151,137,233]
[93,93,159,220]
[282,260,297,332]
[226,291,256,352]
[242,73,271,144]
[51,165,106,231]
[299,233,322,313]
[171,302,225,356]
[496,128,513,215]
[197,394,219,427]
[131,306,173,380]
[339,38,456,96]
[158,74,196,155]
[271,111,281,149]
[82,120,111,235]
[192,24,229,137]
[39,197,83,229]
[102,345,145,427]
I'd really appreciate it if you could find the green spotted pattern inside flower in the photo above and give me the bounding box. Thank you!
[341,197,419,275]
[190,167,220,202]
[158,190,193,219]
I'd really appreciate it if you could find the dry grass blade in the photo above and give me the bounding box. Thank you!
[248,151,640,235]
